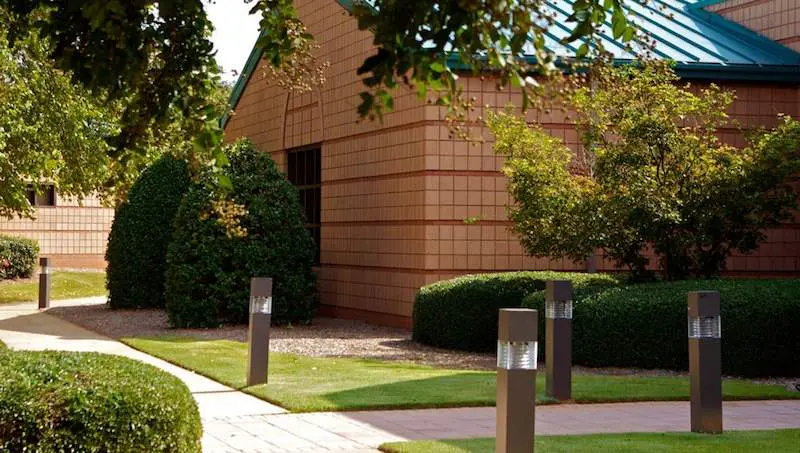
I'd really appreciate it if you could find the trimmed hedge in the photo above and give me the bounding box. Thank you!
[0,351,201,452]
[165,139,318,327]
[413,271,621,352]
[523,279,800,377]
[0,235,38,280]
[106,156,191,309]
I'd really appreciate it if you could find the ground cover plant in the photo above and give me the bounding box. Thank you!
[413,271,621,352]
[523,279,800,377]
[122,336,799,413]
[378,430,800,453]
[0,350,201,452]
[0,271,106,304]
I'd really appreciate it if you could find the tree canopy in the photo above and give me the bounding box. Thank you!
[489,63,800,280]
[0,5,232,217]
[1,0,633,177]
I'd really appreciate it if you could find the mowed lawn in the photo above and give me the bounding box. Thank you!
[379,430,800,453]
[122,336,800,413]
[0,272,106,304]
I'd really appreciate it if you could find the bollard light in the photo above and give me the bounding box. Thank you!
[247,277,273,386]
[688,291,723,434]
[545,280,572,401]
[496,308,538,453]
[38,257,51,309]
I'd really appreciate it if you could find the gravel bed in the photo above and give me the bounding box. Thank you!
[46,303,800,389]
[47,303,495,369]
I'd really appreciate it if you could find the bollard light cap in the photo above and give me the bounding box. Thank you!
[498,308,537,342]
[688,291,720,317]
[39,257,50,267]
[546,280,573,302]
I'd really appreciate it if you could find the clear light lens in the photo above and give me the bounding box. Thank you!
[688,316,721,339]
[40,267,51,275]
[250,296,272,315]
[497,341,538,370]
[546,300,573,319]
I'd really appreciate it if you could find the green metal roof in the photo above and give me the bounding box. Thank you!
[222,0,800,127]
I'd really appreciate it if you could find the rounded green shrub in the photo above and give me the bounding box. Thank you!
[0,350,201,452]
[523,279,800,377]
[0,235,38,280]
[165,139,318,327]
[413,271,621,352]
[106,156,190,309]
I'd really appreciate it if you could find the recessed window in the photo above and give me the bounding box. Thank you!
[287,147,321,264]
[27,184,56,207]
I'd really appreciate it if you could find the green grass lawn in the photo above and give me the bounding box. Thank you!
[0,272,106,304]
[122,336,800,413]
[379,430,800,453]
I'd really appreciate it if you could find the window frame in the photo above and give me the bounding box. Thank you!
[286,146,321,265]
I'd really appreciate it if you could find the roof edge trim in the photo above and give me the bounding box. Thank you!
[689,0,729,9]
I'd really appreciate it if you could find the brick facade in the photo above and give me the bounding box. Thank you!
[706,0,800,52]
[0,195,113,269]
[224,0,800,326]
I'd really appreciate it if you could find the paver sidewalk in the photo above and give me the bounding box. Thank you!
[2,299,799,453]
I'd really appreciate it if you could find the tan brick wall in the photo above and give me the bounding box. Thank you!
[707,0,800,52]
[225,0,430,326]
[225,0,800,326]
[0,195,113,269]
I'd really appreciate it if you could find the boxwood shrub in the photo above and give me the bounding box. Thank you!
[165,138,318,327]
[0,350,201,452]
[106,156,190,309]
[0,235,38,280]
[524,279,800,377]
[413,271,621,352]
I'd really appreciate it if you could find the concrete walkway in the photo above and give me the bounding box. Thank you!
[1,299,800,453]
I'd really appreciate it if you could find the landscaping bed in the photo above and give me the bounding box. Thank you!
[379,430,800,453]
[121,336,800,413]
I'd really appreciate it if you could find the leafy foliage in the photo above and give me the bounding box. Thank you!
[0,9,114,218]
[350,0,638,121]
[525,279,800,377]
[3,0,636,162]
[413,271,621,352]
[490,63,800,280]
[165,139,318,328]
[0,5,233,218]
[0,350,202,452]
[106,156,190,309]
[0,236,38,280]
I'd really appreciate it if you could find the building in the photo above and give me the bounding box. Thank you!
[225,0,800,327]
[0,190,113,269]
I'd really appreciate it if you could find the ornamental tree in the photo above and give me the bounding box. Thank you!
[489,62,800,280]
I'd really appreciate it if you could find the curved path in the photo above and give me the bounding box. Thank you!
[1,298,799,453]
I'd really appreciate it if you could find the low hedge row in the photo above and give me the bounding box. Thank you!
[0,351,202,452]
[0,235,38,280]
[523,279,800,377]
[412,271,621,352]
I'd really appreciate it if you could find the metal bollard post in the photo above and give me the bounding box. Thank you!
[688,291,723,434]
[38,257,51,309]
[545,280,573,401]
[496,308,538,453]
[247,277,273,387]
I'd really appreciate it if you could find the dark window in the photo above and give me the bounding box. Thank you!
[27,184,56,207]
[287,147,321,264]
